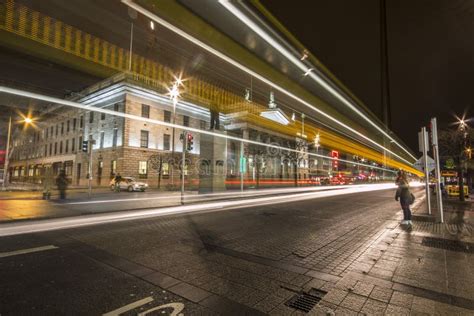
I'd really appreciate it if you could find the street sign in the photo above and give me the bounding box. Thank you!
[418,130,429,152]
[414,155,435,172]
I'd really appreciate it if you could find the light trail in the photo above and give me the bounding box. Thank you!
[0,86,398,173]
[64,185,348,205]
[0,183,398,237]
[120,0,415,165]
[218,0,416,161]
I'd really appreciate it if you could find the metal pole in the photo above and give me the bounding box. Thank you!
[171,99,176,187]
[88,138,93,199]
[421,127,431,215]
[181,132,186,205]
[431,118,444,223]
[128,22,133,72]
[2,116,12,190]
[240,141,244,192]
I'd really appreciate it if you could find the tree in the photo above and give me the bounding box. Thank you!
[438,127,472,201]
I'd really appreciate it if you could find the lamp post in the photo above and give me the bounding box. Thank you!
[168,76,182,189]
[2,114,36,190]
[1,116,12,190]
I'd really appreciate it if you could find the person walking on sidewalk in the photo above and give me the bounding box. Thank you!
[56,170,68,200]
[395,171,414,225]
[114,173,122,192]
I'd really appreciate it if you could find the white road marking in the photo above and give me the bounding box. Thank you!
[0,245,58,258]
[138,302,185,316]
[103,296,154,316]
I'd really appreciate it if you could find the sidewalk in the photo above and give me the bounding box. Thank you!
[310,195,474,315]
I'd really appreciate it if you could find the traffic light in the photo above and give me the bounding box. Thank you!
[186,133,194,151]
[82,140,88,152]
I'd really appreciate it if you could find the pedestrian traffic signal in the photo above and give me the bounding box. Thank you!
[187,133,194,151]
[82,140,88,152]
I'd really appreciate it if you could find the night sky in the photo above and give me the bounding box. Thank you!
[260,0,474,153]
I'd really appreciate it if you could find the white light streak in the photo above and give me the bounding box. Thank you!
[0,183,398,237]
[121,0,413,165]
[218,0,416,161]
[0,85,398,173]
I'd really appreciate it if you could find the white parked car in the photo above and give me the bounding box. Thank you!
[109,177,148,192]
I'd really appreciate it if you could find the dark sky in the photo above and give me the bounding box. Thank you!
[260,0,474,153]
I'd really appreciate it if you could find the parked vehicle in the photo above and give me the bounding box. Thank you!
[109,177,148,192]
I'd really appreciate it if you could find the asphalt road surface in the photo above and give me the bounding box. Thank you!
[0,187,420,315]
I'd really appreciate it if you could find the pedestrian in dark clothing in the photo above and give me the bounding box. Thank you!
[56,170,68,200]
[114,173,122,192]
[395,172,413,225]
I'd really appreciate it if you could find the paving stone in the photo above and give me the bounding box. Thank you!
[142,271,181,289]
[359,298,387,315]
[369,285,393,303]
[168,282,211,303]
[389,290,414,308]
[351,281,374,297]
[304,278,327,291]
[321,288,349,305]
[338,293,367,312]
[253,294,285,313]
[267,303,296,315]
[384,304,410,316]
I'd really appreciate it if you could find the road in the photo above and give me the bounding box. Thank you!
[0,186,427,315]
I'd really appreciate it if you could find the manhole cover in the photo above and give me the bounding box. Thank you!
[286,290,326,313]
[422,237,474,253]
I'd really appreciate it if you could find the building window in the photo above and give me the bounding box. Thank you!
[44,145,48,157]
[100,131,105,149]
[114,103,120,112]
[164,110,171,123]
[61,122,64,135]
[111,160,117,176]
[71,138,75,152]
[54,142,57,155]
[101,112,106,120]
[55,125,58,137]
[89,112,94,123]
[163,134,171,150]
[65,139,69,153]
[59,141,63,154]
[142,104,150,118]
[49,143,52,156]
[45,128,49,139]
[162,162,169,178]
[138,161,148,179]
[67,120,70,133]
[78,136,82,151]
[73,118,77,131]
[140,130,149,148]
[183,115,189,127]
[80,115,84,128]
[112,128,118,147]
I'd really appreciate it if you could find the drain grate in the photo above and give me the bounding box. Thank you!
[286,290,326,313]
[422,237,474,253]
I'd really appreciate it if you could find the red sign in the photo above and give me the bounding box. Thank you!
[331,150,339,171]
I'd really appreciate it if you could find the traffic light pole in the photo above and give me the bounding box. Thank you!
[87,137,96,199]
[181,132,186,205]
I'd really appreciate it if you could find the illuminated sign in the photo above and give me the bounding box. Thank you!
[331,150,339,171]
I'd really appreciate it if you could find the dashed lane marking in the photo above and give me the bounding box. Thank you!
[0,245,58,258]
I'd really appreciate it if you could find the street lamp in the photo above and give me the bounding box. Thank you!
[2,113,36,190]
[167,74,184,188]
